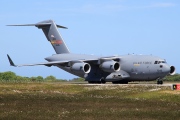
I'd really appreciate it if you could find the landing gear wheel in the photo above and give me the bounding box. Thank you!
[122,81,128,84]
[88,81,103,84]
[101,79,106,84]
[112,81,118,84]
[112,81,128,84]
[97,81,101,84]
[88,81,93,84]
[157,80,163,85]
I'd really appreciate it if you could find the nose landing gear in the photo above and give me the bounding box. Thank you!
[157,78,163,85]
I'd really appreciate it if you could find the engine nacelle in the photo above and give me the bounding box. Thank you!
[71,62,91,74]
[169,66,176,75]
[100,61,120,73]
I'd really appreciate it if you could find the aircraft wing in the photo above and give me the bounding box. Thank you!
[7,54,99,67]
[7,54,121,67]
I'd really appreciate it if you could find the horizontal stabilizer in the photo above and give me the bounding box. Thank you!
[7,20,67,29]
[7,24,41,26]
[56,25,68,29]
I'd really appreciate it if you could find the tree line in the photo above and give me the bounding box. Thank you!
[0,71,84,82]
[0,71,179,82]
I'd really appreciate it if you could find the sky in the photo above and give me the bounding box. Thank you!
[0,0,180,79]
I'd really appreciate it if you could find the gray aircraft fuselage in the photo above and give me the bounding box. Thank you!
[45,53,174,82]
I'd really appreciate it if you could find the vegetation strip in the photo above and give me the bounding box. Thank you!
[0,83,180,120]
[0,71,180,83]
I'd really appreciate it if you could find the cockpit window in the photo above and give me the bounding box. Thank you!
[162,60,166,63]
[154,60,166,64]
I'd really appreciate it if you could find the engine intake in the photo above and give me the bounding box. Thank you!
[100,61,120,73]
[169,66,175,75]
[71,62,91,74]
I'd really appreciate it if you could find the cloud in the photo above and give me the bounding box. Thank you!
[25,1,177,16]
[80,4,126,13]
[147,2,176,8]
[61,2,177,15]
[58,3,126,15]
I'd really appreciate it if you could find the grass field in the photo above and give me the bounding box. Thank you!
[0,82,180,120]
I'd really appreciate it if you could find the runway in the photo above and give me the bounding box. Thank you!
[82,83,173,87]
[68,82,177,88]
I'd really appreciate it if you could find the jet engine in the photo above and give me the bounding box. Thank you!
[100,61,120,73]
[71,62,91,74]
[169,66,176,75]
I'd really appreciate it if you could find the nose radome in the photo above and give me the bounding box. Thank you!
[162,64,171,73]
[163,64,176,75]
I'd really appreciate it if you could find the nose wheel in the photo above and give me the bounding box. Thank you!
[157,79,163,85]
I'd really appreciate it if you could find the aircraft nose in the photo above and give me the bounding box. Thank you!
[161,64,176,75]
[161,64,171,74]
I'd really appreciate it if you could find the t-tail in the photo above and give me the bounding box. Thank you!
[7,20,70,54]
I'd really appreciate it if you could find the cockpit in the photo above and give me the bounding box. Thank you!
[154,60,167,64]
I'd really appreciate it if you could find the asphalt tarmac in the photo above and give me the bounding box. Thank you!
[78,83,173,87]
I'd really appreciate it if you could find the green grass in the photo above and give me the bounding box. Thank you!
[0,83,180,120]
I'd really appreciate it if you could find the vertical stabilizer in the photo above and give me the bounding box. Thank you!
[7,20,70,54]
[35,20,70,54]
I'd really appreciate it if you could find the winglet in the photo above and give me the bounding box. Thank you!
[7,54,16,67]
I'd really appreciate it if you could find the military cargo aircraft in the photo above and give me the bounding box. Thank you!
[7,20,175,84]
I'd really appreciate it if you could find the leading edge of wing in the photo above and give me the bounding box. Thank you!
[14,61,68,67]
[7,54,99,67]
[16,59,99,67]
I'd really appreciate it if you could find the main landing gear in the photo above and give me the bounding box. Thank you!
[88,81,106,84]
[88,78,106,84]
[88,77,106,84]
[112,81,128,84]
